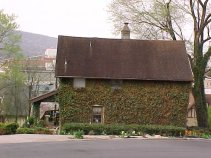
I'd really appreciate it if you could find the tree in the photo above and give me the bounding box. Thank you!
[0,10,26,122]
[0,60,27,122]
[188,0,211,127]
[108,0,188,40]
[108,0,211,127]
[0,10,21,64]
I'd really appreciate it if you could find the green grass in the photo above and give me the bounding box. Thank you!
[208,106,211,128]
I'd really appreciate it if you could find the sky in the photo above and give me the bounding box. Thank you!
[1,0,116,38]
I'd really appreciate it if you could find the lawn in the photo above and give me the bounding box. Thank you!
[208,106,211,128]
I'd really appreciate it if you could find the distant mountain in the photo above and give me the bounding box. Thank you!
[18,31,58,57]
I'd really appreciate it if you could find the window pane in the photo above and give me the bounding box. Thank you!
[93,115,101,123]
[73,78,85,88]
[111,79,123,89]
[93,107,102,114]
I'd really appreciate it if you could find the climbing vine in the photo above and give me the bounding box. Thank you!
[58,79,190,127]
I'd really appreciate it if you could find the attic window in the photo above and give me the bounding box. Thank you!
[111,79,123,90]
[73,78,85,88]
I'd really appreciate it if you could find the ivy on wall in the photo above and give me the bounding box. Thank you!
[58,79,190,127]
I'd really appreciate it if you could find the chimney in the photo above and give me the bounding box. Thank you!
[121,22,130,39]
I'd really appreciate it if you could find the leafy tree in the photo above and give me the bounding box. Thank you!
[0,10,21,62]
[0,60,27,122]
[108,0,211,127]
[0,10,26,122]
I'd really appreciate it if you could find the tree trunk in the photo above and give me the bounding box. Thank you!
[15,85,18,123]
[28,84,32,116]
[193,69,208,128]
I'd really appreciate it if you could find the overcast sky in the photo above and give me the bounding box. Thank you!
[1,0,116,38]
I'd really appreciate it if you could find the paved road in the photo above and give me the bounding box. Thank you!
[0,139,211,158]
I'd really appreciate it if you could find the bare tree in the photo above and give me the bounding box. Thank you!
[188,0,211,127]
[108,0,211,127]
[108,0,188,40]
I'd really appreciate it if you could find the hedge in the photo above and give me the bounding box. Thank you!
[61,123,185,137]
[17,127,53,134]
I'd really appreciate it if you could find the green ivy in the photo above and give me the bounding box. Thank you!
[58,79,190,127]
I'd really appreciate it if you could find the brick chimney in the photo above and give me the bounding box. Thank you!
[121,22,130,39]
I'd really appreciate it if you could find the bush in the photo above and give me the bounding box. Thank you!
[185,126,211,138]
[208,106,211,128]
[17,128,35,134]
[73,130,84,139]
[0,123,19,135]
[5,122,19,134]
[22,117,36,128]
[17,127,53,134]
[34,127,53,134]
[0,123,6,135]
[61,123,185,137]
[35,120,46,128]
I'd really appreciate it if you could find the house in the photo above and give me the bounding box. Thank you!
[30,90,59,126]
[186,78,211,127]
[55,23,193,127]
[187,92,197,127]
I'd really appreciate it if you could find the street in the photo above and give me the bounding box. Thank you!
[0,139,211,158]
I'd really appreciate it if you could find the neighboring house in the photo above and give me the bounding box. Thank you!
[187,92,197,127]
[30,90,59,126]
[187,78,211,127]
[204,78,211,96]
[55,23,193,127]
[204,78,211,106]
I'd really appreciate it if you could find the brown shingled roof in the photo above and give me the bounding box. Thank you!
[55,36,193,81]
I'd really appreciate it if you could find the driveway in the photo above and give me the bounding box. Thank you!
[0,135,211,158]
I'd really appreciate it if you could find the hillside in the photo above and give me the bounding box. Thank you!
[18,31,58,57]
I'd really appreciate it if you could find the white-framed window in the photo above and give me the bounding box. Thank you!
[92,105,104,123]
[187,107,196,118]
[73,78,85,88]
[111,79,123,90]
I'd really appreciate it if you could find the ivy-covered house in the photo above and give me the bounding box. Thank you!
[56,24,193,127]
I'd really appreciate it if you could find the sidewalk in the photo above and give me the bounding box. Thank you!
[0,134,120,144]
[0,134,201,144]
[0,134,71,144]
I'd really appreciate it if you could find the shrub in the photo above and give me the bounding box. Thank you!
[17,127,53,135]
[73,130,84,139]
[22,117,36,128]
[0,123,19,135]
[5,122,19,134]
[185,126,211,138]
[35,120,46,128]
[17,128,35,134]
[34,127,53,134]
[0,123,6,135]
[208,106,211,128]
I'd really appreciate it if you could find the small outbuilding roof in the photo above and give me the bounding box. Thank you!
[30,90,58,104]
[56,36,193,81]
